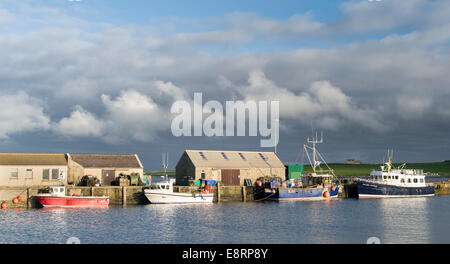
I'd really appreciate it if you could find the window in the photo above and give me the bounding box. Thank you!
[408,178,411,183]
[221,152,229,160]
[43,169,50,180]
[9,168,18,179]
[384,176,387,180]
[25,169,33,179]
[199,152,207,160]
[420,179,424,183]
[51,169,59,180]
[413,178,418,183]
[258,153,267,161]
[201,170,206,180]
[238,152,246,160]
[395,176,399,180]
[401,179,405,183]
[388,176,391,179]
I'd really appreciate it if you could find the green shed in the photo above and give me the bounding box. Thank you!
[285,165,304,180]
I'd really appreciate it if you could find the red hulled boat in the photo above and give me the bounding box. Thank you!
[36,186,109,208]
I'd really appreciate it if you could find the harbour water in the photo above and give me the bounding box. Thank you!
[1,196,450,244]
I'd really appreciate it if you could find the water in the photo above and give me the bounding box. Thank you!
[1,196,450,244]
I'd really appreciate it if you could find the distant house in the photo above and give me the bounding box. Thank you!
[175,150,285,186]
[346,159,361,165]
[67,154,144,186]
[0,153,68,187]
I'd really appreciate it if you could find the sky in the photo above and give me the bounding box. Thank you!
[1,0,450,171]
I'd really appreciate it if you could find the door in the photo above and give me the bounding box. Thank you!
[102,170,115,186]
[221,169,240,186]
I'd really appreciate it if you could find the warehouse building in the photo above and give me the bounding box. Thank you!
[175,150,285,186]
[67,153,144,186]
[0,153,68,187]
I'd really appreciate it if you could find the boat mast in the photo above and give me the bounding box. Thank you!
[387,149,392,173]
[307,131,323,173]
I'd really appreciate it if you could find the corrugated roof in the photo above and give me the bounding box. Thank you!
[0,153,67,166]
[69,154,142,168]
[184,150,284,169]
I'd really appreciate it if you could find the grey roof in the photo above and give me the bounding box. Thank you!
[183,150,284,169]
[68,154,142,168]
[0,153,67,166]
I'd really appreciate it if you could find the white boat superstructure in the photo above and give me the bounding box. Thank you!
[367,169,427,187]
[363,153,428,188]
[144,179,213,204]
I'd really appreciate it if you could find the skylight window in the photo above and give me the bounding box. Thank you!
[199,152,207,160]
[258,153,267,161]
[221,152,229,160]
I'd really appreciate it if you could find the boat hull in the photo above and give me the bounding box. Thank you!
[357,182,435,198]
[261,186,340,201]
[144,191,214,204]
[36,196,110,208]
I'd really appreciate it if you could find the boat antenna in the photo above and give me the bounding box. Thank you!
[162,152,169,181]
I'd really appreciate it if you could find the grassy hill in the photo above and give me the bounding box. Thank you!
[145,171,175,176]
[304,162,450,177]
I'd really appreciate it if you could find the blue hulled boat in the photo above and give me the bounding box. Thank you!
[255,132,341,201]
[357,151,435,198]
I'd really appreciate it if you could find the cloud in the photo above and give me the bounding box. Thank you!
[53,90,169,144]
[53,105,104,137]
[0,92,50,139]
[233,70,386,132]
[1,0,450,165]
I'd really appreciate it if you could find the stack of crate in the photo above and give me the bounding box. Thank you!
[119,177,130,186]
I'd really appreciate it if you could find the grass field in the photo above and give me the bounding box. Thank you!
[304,162,450,177]
[145,162,450,178]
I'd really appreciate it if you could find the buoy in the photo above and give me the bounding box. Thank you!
[17,196,22,202]
[12,198,19,204]
[323,191,330,198]
[331,186,336,192]
[1,202,7,209]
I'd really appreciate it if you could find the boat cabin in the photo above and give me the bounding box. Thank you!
[40,186,66,197]
[368,169,426,187]
[304,173,333,186]
[149,179,175,192]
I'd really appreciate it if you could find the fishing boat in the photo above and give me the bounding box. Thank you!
[144,152,213,204]
[36,186,109,208]
[357,151,435,198]
[256,132,340,201]
[144,178,214,204]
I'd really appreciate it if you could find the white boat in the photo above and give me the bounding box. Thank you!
[357,150,435,198]
[144,179,214,204]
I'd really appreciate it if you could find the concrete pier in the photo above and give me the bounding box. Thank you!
[1,181,449,208]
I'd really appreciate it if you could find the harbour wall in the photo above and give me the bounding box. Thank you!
[1,181,449,208]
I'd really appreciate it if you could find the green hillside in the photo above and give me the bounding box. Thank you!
[304,162,450,177]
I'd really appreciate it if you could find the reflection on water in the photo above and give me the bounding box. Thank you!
[377,198,430,243]
[0,197,449,244]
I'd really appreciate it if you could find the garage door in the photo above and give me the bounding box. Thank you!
[221,169,240,186]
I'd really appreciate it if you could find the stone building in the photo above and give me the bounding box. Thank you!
[67,154,144,186]
[175,150,285,186]
[0,153,68,187]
